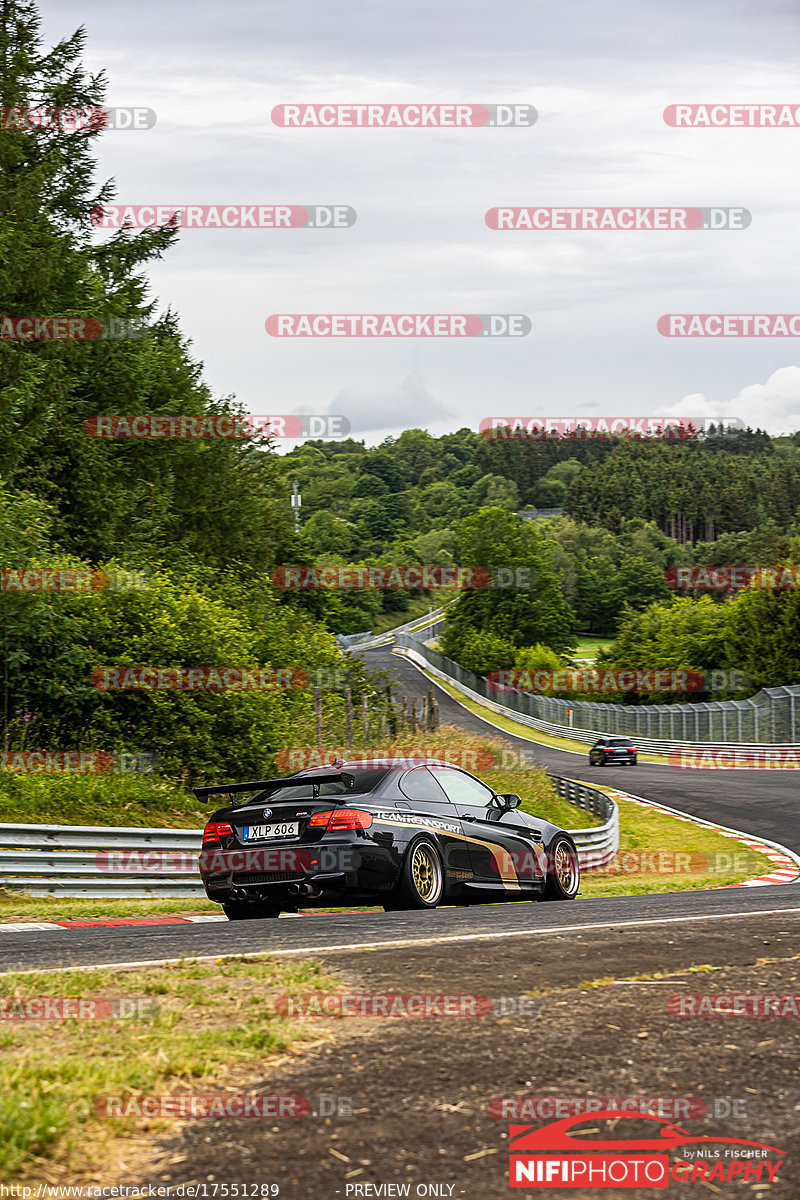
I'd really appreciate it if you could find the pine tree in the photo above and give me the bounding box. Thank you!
[0,0,293,573]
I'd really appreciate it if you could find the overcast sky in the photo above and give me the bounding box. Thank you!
[39,0,800,445]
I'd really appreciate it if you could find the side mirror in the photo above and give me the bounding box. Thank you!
[501,793,522,809]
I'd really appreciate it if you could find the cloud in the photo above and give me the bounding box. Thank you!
[330,371,453,435]
[661,366,800,434]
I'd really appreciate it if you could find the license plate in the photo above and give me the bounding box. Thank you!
[243,822,299,841]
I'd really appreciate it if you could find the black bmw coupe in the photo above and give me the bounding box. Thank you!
[196,759,580,919]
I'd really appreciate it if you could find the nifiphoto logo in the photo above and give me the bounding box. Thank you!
[508,1111,785,1188]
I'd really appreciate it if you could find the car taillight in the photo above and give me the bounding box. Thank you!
[630,747,637,753]
[603,747,614,752]
[308,809,373,831]
[202,821,233,844]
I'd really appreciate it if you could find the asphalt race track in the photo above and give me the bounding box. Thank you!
[0,887,799,974]
[368,646,800,853]
[0,644,798,975]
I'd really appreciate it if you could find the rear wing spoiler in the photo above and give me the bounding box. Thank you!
[192,771,355,804]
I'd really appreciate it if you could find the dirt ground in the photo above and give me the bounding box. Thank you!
[132,911,800,1199]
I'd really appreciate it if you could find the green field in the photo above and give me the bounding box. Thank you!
[572,634,615,661]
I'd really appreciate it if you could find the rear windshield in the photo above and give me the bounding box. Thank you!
[609,739,633,746]
[250,770,388,803]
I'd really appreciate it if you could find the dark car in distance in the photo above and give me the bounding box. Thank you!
[588,736,637,766]
[195,759,580,920]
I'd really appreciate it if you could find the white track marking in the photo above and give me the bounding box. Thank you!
[3,904,800,974]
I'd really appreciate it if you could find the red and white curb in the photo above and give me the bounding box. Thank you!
[0,910,373,932]
[598,785,800,888]
[0,915,227,932]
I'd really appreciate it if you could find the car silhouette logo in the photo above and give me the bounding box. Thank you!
[263,808,272,819]
[509,1111,784,1155]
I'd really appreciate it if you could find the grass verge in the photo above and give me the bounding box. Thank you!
[580,790,774,896]
[0,955,339,1184]
[0,772,206,829]
[0,893,220,923]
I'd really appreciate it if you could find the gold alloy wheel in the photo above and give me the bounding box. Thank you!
[411,843,442,902]
[555,841,576,892]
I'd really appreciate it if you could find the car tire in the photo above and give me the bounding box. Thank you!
[222,900,282,921]
[543,835,580,901]
[383,838,444,911]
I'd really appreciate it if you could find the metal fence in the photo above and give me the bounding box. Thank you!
[0,774,618,896]
[395,634,800,746]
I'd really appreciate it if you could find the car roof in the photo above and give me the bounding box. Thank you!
[295,757,466,773]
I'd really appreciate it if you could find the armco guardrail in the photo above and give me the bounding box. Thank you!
[0,776,617,895]
[339,605,452,652]
[394,635,800,752]
[0,823,204,898]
